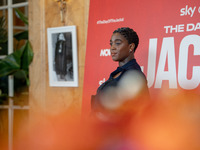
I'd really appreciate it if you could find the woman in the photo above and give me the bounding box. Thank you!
[91,27,149,119]
[90,27,150,150]
[54,33,67,80]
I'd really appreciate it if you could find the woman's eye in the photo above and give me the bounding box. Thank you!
[115,43,121,45]
[109,42,121,46]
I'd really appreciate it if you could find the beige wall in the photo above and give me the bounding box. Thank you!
[28,0,90,117]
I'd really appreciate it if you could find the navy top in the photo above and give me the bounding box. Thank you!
[91,59,149,111]
[97,59,145,92]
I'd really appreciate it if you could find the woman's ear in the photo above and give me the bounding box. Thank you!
[129,43,135,53]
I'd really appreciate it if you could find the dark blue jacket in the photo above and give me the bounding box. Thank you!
[91,59,149,111]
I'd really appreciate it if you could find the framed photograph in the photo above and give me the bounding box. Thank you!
[47,26,78,87]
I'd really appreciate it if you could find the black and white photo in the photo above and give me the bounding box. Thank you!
[47,26,78,87]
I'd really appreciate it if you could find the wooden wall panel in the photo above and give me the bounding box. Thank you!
[29,0,89,118]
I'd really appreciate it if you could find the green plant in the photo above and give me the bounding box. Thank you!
[0,8,33,103]
[0,16,7,43]
[0,16,8,55]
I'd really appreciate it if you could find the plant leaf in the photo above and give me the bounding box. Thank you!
[0,47,24,77]
[21,41,34,71]
[0,60,19,77]
[14,30,28,41]
[14,70,30,86]
[0,41,33,82]
[0,41,8,55]
[14,8,28,25]
[0,16,8,43]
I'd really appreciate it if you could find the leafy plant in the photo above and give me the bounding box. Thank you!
[0,8,33,103]
[0,16,8,55]
[0,41,33,84]
[0,16,7,43]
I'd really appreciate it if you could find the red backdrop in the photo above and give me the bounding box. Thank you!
[82,0,200,114]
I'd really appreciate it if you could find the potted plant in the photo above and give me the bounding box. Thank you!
[0,8,33,104]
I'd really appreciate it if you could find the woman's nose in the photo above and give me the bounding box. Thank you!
[110,44,116,50]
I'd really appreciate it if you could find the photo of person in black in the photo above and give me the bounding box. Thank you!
[53,32,73,81]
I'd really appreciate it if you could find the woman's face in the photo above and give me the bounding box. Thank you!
[58,33,65,40]
[110,32,131,62]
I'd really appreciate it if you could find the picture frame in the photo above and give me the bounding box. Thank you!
[47,26,78,87]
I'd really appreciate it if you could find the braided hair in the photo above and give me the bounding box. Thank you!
[113,27,139,52]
